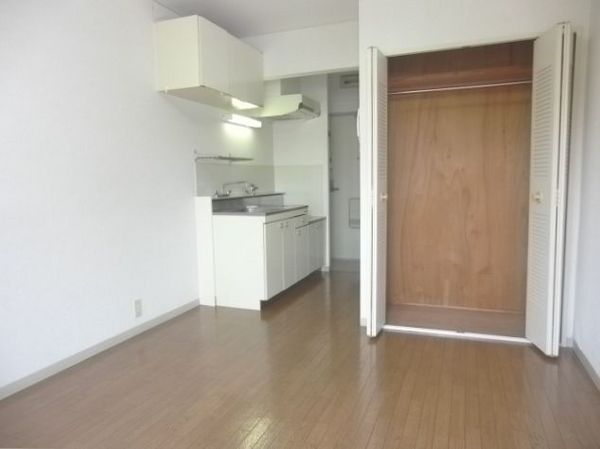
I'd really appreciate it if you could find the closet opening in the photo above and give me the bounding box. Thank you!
[385,40,534,338]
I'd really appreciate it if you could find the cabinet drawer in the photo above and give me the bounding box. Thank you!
[264,208,308,224]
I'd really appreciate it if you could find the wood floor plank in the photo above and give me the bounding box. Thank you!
[463,343,482,449]
[1,273,600,449]
[365,338,417,449]
[447,341,466,449]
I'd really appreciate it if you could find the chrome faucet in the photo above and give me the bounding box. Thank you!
[221,181,259,196]
[213,190,231,198]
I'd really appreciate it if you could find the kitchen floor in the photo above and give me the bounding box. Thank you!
[1,273,600,448]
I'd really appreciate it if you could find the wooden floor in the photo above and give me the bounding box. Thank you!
[1,273,600,449]
[387,304,525,337]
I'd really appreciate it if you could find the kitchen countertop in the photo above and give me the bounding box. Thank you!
[211,192,284,201]
[308,215,326,224]
[213,205,308,217]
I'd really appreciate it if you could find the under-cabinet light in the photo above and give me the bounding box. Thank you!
[223,113,262,129]
[231,97,259,110]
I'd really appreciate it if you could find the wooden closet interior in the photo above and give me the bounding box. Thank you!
[386,40,534,337]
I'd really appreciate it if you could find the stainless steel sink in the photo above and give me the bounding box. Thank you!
[226,205,261,213]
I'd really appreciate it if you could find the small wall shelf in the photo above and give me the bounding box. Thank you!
[194,153,254,163]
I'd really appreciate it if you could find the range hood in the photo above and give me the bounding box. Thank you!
[249,94,320,120]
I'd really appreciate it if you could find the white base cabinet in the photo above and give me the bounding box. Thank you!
[264,220,285,298]
[282,219,297,288]
[295,225,310,281]
[212,215,266,311]
[212,209,326,310]
[309,219,326,273]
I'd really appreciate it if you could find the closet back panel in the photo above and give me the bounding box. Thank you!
[387,84,531,312]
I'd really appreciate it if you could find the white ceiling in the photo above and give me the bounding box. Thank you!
[156,0,358,37]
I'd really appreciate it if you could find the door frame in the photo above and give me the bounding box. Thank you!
[359,27,581,348]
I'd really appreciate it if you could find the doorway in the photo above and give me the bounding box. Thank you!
[328,73,360,273]
[386,41,533,337]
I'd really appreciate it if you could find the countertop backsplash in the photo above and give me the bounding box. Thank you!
[211,194,284,212]
[195,162,275,197]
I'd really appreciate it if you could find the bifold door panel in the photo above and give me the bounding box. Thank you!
[525,23,573,357]
[365,47,388,338]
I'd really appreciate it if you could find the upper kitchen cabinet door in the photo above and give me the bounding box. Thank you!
[197,17,230,95]
[228,37,264,107]
[156,16,230,95]
[156,15,202,91]
[244,42,264,107]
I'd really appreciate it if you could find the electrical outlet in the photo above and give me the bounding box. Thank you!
[134,299,143,318]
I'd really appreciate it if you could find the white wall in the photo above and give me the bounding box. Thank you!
[272,75,330,265]
[328,72,359,115]
[245,21,358,80]
[574,0,600,382]
[358,0,592,333]
[359,0,591,55]
[0,0,210,394]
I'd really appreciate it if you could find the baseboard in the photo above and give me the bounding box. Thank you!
[573,340,600,392]
[330,258,360,273]
[0,299,199,401]
[199,296,216,307]
[562,336,574,348]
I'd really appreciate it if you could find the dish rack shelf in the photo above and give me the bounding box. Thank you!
[194,152,253,163]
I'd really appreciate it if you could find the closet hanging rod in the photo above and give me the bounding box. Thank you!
[389,80,532,96]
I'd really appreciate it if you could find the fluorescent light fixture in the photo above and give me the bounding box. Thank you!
[230,97,259,110]
[223,113,262,129]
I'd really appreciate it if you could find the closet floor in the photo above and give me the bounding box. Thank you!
[386,304,525,337]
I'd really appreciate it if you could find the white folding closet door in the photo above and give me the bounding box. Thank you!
[526,23,573,356]
[366,47,388,337]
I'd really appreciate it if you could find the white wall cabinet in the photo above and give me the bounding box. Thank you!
[228,37,264,107]
[212,208,325,310]
[156,15,263,109]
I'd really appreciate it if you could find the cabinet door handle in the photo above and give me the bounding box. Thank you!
[532,191,543,204]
